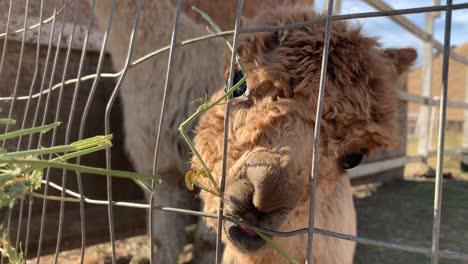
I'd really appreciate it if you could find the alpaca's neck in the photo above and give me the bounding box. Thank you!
[93,0,209,70]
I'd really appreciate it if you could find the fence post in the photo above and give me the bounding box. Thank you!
[417,7,438,161]
[462,66,468,171]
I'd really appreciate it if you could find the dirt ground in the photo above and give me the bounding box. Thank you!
[30,131,468,264]
[354,176,468,264]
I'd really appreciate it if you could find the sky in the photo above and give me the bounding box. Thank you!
[314,0,468,66]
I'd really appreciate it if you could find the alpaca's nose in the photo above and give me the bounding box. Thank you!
[244,151,297,212]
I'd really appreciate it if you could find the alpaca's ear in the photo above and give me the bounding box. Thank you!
[383,47,417,74]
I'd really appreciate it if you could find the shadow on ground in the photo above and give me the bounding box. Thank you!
[354,178,468,264]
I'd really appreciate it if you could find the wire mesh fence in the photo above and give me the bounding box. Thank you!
[1,0,468,263]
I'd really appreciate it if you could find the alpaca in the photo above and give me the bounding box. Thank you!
[90,0,313,263]
[191,5,417,264]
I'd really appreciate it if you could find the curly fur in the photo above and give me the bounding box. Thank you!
[191,6,416,264]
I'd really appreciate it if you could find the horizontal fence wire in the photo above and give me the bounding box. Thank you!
[1,1,468,264]
[2,3,468,103]
[0,0,73,39]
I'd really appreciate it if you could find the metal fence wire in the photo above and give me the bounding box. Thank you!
[1,0,468,263]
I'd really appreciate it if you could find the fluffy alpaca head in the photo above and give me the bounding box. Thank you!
[191,6,416,254]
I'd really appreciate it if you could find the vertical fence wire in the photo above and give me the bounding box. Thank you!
[73,1,97,262]
[22,0,45,259]
[215,1,244,263]
[1,0,16,146]
[15,0,42,151]
[27,0,59,151]
[11,1,31,254]
[103,1,144,263]
[33,0,62,261]
[305,0,334,263]
[76,0,116,260]
[0,0,12,98]
[0,1,13,264]
[431,0,453,263]
[149,0,182,262]
[51,0,83,262]
[464,67,468,149]
[36,1,70,149]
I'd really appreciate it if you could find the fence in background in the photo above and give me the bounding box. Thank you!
[1,0,468,264]
[323,0,468,179]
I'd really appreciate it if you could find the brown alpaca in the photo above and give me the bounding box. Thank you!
[191,6,416,264]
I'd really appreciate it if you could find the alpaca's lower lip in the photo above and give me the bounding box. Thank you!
[225,222,266,253]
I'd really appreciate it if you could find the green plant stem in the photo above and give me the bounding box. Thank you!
[193,180,220,197]
[179,74,247,128]
[0,119,16,125]
[132,179,153,194]
[178,8,249,191]
[179,129,217,189]
[50,144,111,162]
[0,158,158,182]
[178,74,247,190]
[192,6,246,73]
[3,142,111,159]
[0,122,60,141]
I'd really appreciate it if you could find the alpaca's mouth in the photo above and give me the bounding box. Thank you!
[224,218,267,253]
[223,209,286,253]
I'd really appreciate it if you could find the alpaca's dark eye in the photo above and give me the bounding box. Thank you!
[341,149,366,169]
[225,71,248,100]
